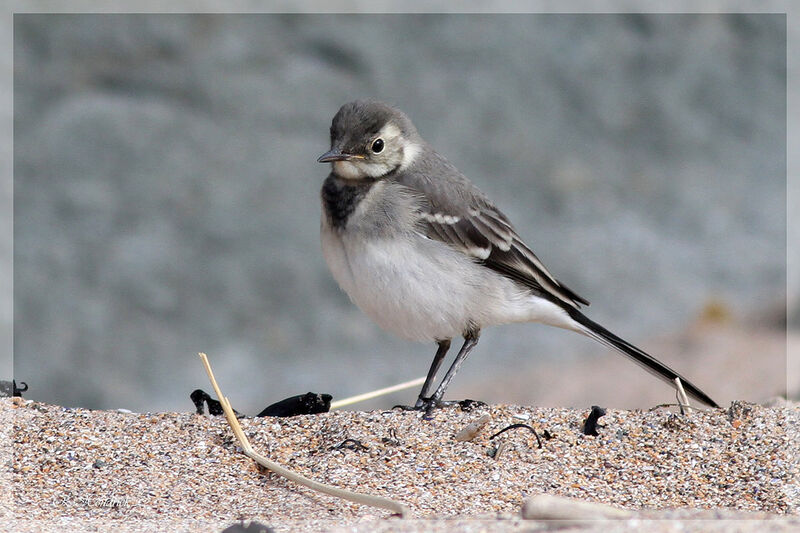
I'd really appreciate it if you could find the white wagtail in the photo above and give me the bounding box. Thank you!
[318,100,719,415]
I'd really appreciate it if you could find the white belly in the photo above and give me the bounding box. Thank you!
[321,222,575,342]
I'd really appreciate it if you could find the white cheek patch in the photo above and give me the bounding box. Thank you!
[362,161,393,178]
[378,122,421,171]
[333,159,392,180]
[333,160,364,180]
[400,141,421,171]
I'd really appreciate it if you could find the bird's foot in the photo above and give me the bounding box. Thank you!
[393,396,439,412]
[391,403,422,411]
[424,398,489,418]
[392,396,449,417]
[393,397,486,419]
[424,398,487,417]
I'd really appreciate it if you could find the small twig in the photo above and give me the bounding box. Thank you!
[198,353,409,517]
[329,377,426,409]
[648,402,681,411]
[491,441,509,461]
[673,377,692,416]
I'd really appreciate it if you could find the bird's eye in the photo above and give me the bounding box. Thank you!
[371,138,384,154]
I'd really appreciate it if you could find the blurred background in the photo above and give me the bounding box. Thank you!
[13,13,795,413]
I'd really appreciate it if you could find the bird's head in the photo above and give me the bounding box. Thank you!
[318,100,423,180]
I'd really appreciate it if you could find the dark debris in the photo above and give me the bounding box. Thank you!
[1,380,28,398]
[490,422,543,449]
[256,392,332,418]
[581,405,607,436]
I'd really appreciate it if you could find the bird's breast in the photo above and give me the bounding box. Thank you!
[320,227,473,341]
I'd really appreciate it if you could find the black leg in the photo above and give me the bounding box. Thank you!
[414,339,451,409]
[425,330,481,418]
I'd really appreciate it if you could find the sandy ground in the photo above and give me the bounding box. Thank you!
[2,393,799,532]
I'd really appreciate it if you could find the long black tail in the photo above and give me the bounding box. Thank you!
[566,308,720,408]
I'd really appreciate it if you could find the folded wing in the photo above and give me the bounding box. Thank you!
[418,200,589,309]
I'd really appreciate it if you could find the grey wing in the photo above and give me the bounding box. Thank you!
[412,185,589,309]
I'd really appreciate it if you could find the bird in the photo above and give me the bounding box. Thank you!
[317,99,719,416]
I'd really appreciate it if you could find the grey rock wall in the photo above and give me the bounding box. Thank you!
[13,14,788,411]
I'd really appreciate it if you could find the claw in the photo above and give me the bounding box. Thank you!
[393,396,436,412]
[392,396,447,417]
